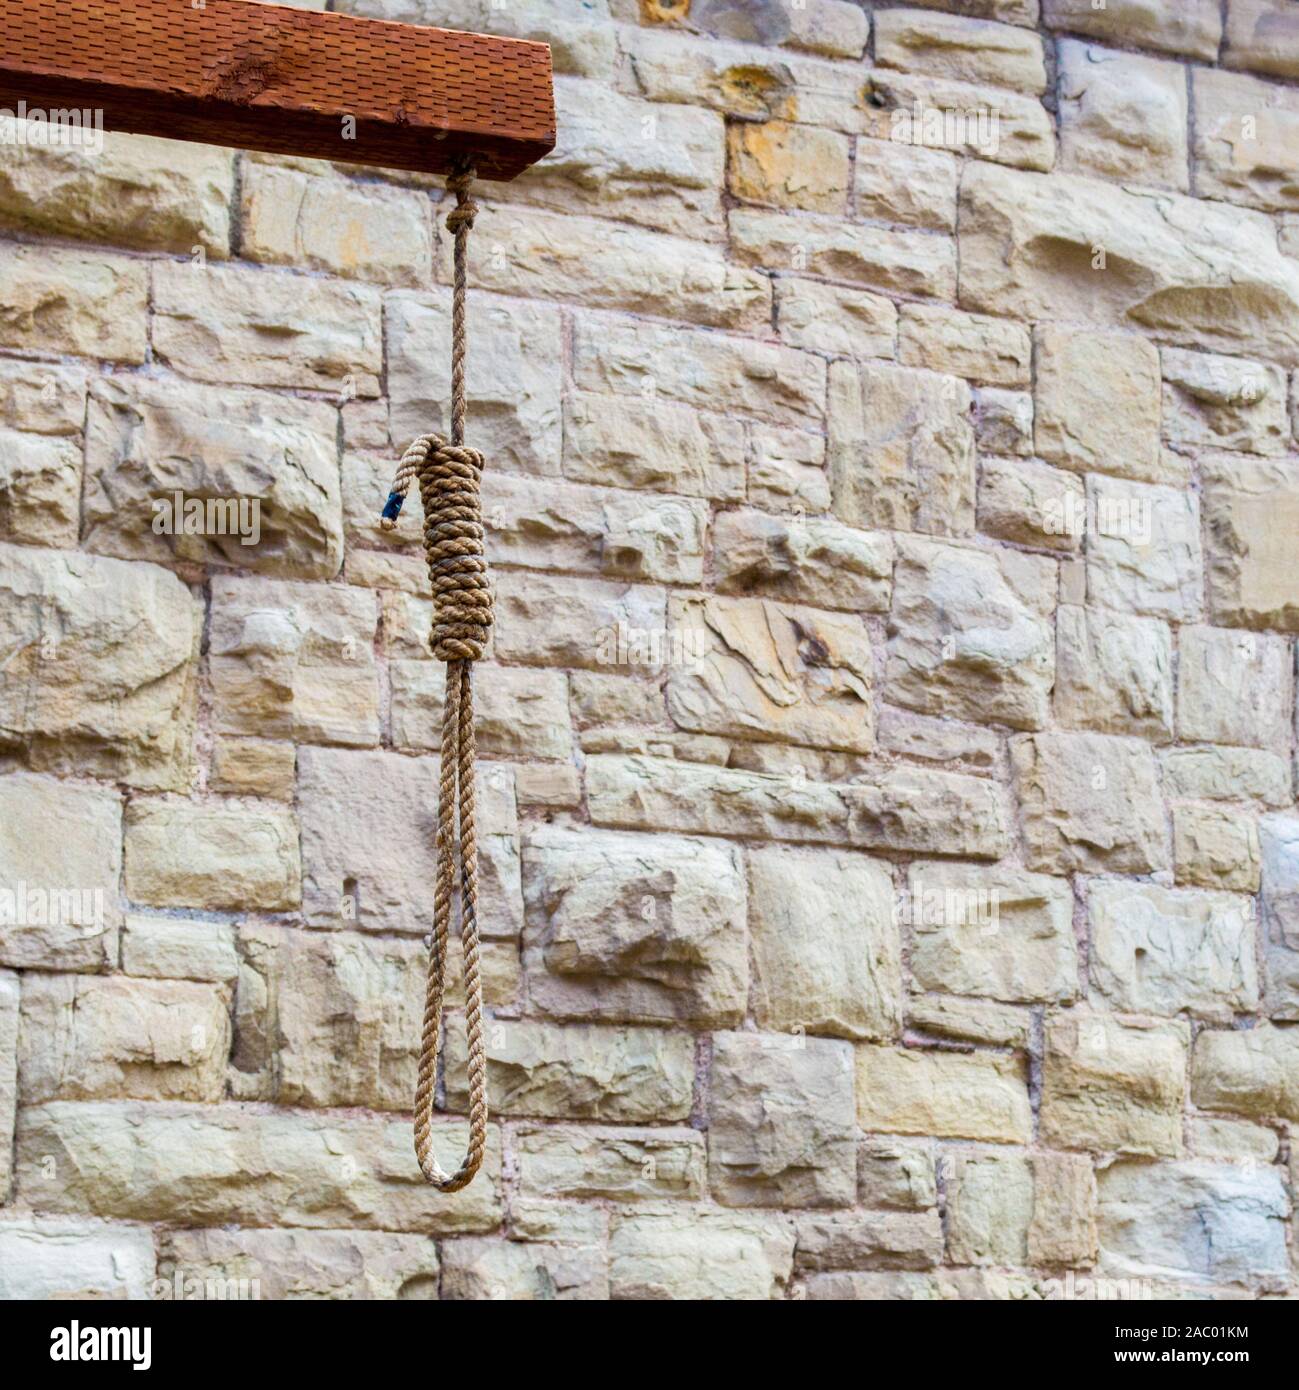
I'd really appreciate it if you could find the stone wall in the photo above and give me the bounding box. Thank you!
[2,0,1299,1300]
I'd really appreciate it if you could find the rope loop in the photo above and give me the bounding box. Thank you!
[378,160,489,1194]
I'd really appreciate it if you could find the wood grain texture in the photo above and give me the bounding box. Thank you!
[0,0,555,180]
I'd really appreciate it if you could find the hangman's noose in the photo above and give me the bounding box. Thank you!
[380,161,489,1191]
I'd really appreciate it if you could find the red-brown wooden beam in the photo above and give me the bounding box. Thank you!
[0,0,555,181]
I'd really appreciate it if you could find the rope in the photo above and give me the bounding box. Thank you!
[380,162,490,1192]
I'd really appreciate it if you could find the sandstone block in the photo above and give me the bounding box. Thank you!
[0,1216,155,1300]
[0,427,80,548]
[442,1237,606,1300]
[1084,477,1203,622]
[82,377,343,580]
[15,1101,502,1233]
[1223,0,1299,79]
[1201,454,1299,630]
[0,244,146,362]
[0,545,199,789]
[493,572,667,674]
[0,774,121,972]
[152,262,381,395]
[875,8,1046,94]
[446,1018,693,1123]
[298,746,521,938]
[1041,0,1221,60]
[853,137,959,232]
[750,846,901,1042]
[793,1210,943,1272]
[1174,807,1261,894]
[210,738,296,801]
[522,825,747,1027]
[907,861,1077,1004]
[1012,731,1168,874]
[1054,605,1174,740]
[886,537,1055,730]
[18,974,229,1103]
[973,387,1033,456]
[856,1045,1031,1142]
[728,120,850,213]
[609,1207,794,1300]
[121,914,238,984]
[0,359,86,437]
[1177,625,1292,750]
[1192,1023,1299,1121]
[1089,882,1259,1021]
[516,1125,705,1203]
[1259,815,1299,1020]
[666,594,874,753]
[829,360,975,536]
[858,1138,938,1212]
[1161,348,1288,456]
[898,304,1030,386]
[1162,745,1290,807]
[1042,1012,1188,1156]
[1194,68,1299,214]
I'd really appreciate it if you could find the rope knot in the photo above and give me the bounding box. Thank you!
[445,165,478,235]
[381,433,493,663]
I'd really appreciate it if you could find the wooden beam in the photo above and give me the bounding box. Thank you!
[0,0,555,181]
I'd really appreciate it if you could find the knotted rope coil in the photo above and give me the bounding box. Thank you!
[381,163,490,1192]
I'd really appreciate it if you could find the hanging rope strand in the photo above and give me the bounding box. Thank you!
[381,161,489,1192]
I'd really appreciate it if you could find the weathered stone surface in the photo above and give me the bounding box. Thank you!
[666,594,874,752]
[390,660,571,762]
[388,290,562,475]
[1055,606,1174,741]
[1089,882,1259,1021]
[1223,0,1299,80]
[749,426,831,515]
[1162,745,1291,807]
[1161,349,1289,456]
[959,163,1299,366]
[0,1216,155,1300]
[973,387,1033,456]
[749,846,902,1041]
[160,1227,439,1300]
[728,120,850,213]
[730,207,956,302]
[875,8,1046,93]
[1041,0,1222,61]
[794,1210,943,1272]
[829,361,975,536]
[877,707,1002,772]
[1259,816,1299,1020]
[83,377,343,579]
[712,509,892,612]
[1193,68,1299,214]
[152,262,381,394]
[0,773,121,972]
[0,545,199,789]
[242,162,433,284]
[1192,1023,1299,1120]
[1084,477,1203,622]
[516,1125,705,1202]
[573,312,825,428]
[1178,626,1292,751]
[0,359,86,437]
[898,304,1030,386]
[1042,1013,1188,1156]
[0,427,80,548]
[210,737,297,801]
[775,278,897,359]
[563,391,744,500]
[15,1101,502,1232]
[1174,807,1261,893]
[493,572,667,673]
[522,825,747,1027]
[442,1237,606,1301]
[1098,1160,1289,1287]
[0,128,232,255]
[1200,454,1299,631]
[886,538,1055,731]
[907,861,1078,1004]
[858,1138,938,1212]
[469,205,769,332]
[609,1207,794,1300]
[1012,731,1168,875]
[121,914,238,984]
[298,746,521,938]
[18,974,229,1103]
[0,971,16,1201]
[209,576,379,747]
[233,923,422,1109]
[946,1150,1096,1267]
[496,76,722,237]
[1034,326,1163,482]
[125,798,301,912]
[587,754,1010,860]
[480,472,706,585]
[859,71,1055,173]
[1192,1116,1279,1163]
[856,1045,1031,1142]
[710,1032,856,1208]
[1057,41,1188,190]
[854,137,959,232]
[446,1018,693,1123]
[907,994,1031,1049]
[0,244,147,362]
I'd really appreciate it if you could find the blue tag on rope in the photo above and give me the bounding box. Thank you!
[381,491,405,522]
